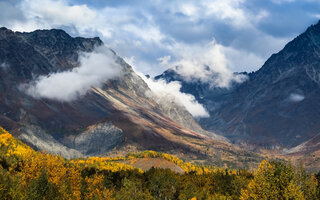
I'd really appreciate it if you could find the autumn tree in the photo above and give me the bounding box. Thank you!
[240,160,305,200]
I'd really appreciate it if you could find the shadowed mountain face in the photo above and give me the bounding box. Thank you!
[157,21,320,151]
[0,27,262,167]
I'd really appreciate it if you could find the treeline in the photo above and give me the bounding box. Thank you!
[0,127,320,199]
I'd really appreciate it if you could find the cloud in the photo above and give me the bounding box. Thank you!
[165,40,248,87]
[288,93,305,102]
[122,24,165,44]
[157,55,171,66]
[23,46,122,101]
[144,77,209,118]
[24,0,96,25]
[0,1,25,27]
[201,0,253,28]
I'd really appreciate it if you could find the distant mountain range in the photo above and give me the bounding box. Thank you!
[0,27,261,168]
[157,20,320,157]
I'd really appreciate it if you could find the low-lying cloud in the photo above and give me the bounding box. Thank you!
[24,46,122,101]
[132,67,209,118]
[164,40,248,88]
[146,78,209,118]
[288,93,305,102]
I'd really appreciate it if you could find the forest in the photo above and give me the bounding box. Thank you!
[0,127,319,200]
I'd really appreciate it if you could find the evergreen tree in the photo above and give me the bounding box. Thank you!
[26,168,59,200]
[114,178,154,200]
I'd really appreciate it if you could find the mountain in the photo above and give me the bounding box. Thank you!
[157,21,320,152]
[0,27,262,167]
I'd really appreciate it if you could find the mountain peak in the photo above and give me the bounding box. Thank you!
[0,27,15,39]
[28,28,71,38]
[0,27,8,31]
[310,19,320,28]
[21,28,92,44]
[304,20,320,36]
[0,27,103,48]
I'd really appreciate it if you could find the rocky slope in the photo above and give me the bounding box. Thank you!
[0,27,262,167]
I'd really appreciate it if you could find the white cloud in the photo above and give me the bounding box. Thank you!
[156,0,268,28]
[157,55,171,66]
[202,0,249,27]
[23,46,122,101]
[314,14,320,19]
[25,0,96,25]
[9,0,96,32]
[180,3,199,17]
[166,40,247,87]
[11,0,132,39]
[122,24,165,44]
[144,77,209,118]
[288,93,305,102]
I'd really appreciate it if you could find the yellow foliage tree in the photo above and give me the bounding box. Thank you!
[240,160,305,200]
[84,173,114,200]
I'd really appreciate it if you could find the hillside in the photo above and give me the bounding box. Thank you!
[0,127,319,199]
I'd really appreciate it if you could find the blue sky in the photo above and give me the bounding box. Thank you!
[0,0,319,77]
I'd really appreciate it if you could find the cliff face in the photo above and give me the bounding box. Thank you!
[0,27,260,167]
